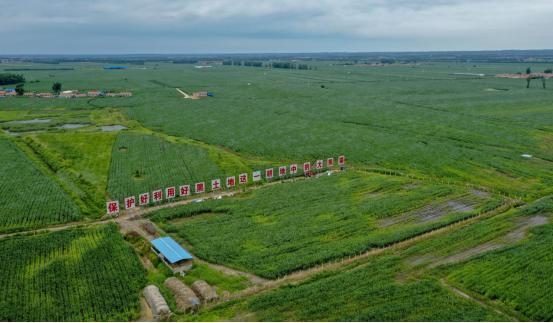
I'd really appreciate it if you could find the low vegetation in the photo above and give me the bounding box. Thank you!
[24,132,117,214]
[152,171,502,278]
[0,136,80,233]
[186,256,506,321]
[107,132,224,201]
[0,225,146,321]
[447,221,553,321]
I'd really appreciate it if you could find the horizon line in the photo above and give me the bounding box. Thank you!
[2,48,553,57]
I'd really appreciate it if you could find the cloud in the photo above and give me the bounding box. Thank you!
[2,0,553,53]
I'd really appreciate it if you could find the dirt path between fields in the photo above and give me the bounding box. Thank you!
[0,218,115,239]
[439,278,518,321]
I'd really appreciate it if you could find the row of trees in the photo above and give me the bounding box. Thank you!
[1,72,63,96]
[0,73,25,85]
[223,60,313,70]
[6,82,62,96]
[525,67,553,74]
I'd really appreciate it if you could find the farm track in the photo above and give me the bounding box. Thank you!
[439,278,519,321]
[0,218,114,239]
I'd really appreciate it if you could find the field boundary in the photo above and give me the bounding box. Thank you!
[439,278,521,321]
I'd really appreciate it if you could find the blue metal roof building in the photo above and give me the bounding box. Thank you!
[150,237,193,264]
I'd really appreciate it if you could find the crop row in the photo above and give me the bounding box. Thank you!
[0,224,146,321]
[0,136,81,233]
[448,222,553,321]
[189,256,505,321]
[107,133,223,202]
[155,172,498,278]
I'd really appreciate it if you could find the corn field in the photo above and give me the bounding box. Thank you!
[0,225,146,321]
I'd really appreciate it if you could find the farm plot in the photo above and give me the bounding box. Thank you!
[23,131,117,214]
[107,132,223,201]
[185,192,553,322]
[0,224,146,321]
[152,171,502,278]
[186,256,506,321]
[0,136,81,233]
[446,219,553,321]
[120,63,553,198]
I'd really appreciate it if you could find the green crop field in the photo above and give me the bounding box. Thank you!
[23,131,117,214]
[191,256,506,322]
[107,132,225,201]
[0,224,146,321]
[0,57,552,321]
[183,193,552,322]
[447,221,553,321]
[0,135,81,233]
[151,171,503,278]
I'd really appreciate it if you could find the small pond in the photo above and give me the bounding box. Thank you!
[58,123,89,129]
[8,118,51,124]
[99,125,127,132]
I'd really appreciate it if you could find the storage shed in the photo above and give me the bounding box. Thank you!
[164,277,201,313]
[150,237,193,273]
[143,285,170,320]
[191,280,218,303]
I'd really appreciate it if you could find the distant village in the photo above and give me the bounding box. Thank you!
[0,88,132,98]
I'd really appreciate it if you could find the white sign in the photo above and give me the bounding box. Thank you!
[226,176,236,188]
[253,171,262,182]
[139,193,150,205]
[106,200,120,215]
[239,173,248,184]
[166,187,176,199]
[179,185,190,196]
[152,189,163,202]
[290,164,298,174]
[211,179,221,191]
[124,196,136,210]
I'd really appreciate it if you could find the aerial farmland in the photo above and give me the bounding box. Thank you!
[0,51,552,322]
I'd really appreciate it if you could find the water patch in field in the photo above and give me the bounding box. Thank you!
[3,129,45,136]
[378,193,482,227]
[99,125,127,132]
[58,123,89,129]
[8,118,51,124]
[484,88,509,92]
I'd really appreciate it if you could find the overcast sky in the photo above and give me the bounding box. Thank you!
[2,0,552,54]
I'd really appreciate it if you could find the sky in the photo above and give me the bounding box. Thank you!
[1,0,553,54]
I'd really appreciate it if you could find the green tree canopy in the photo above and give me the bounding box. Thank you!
[15,84,25,96]
[0,73,25,85]
[52,82,62,93]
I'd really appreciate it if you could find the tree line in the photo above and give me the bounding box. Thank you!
[223,60,312,70]
[0,73,25,85]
